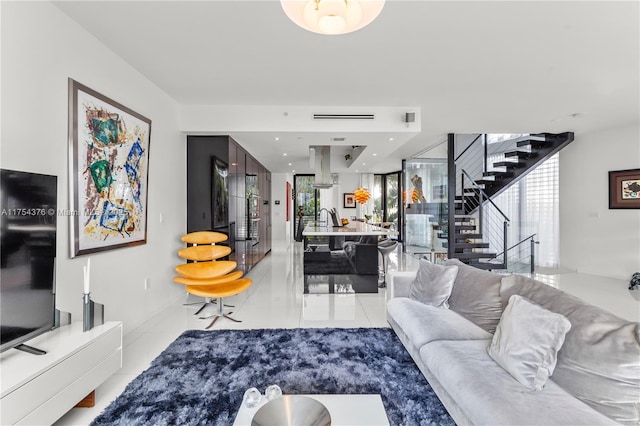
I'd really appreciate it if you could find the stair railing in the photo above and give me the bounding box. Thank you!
[459,168,511,269]
[496,234,539,274]
[455,134,486,196]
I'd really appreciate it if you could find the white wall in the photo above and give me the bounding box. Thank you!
[1,1,186,334]
[560,124,640,279]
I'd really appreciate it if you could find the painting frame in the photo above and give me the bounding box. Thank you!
[68,79,152,257]
[609,168,640,209]
[344,193,356,208]
[211,156,229,230]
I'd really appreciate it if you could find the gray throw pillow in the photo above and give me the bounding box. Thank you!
[446,258,504,333]
[500,274,640,424]
[488,294,571,391]
[409,259,458,309]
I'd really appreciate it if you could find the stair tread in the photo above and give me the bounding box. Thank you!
[505,150,538,159]
[460,262,506,270]
[517,139,549,148]
[454,252,497,259]
[454,225,477,230]
[493,161,525,168]
[453,233,483,239]
[483,171,514,178]
[455,215,474,220]
[453,242,490,249]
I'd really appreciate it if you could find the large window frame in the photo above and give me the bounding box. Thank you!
[374,171,403,241]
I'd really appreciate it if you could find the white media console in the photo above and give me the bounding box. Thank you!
[0,321,122,425]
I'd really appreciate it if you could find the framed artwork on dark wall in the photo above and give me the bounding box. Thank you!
[344,193,356,208]
[609,168,640,209]
[212,157,229,229]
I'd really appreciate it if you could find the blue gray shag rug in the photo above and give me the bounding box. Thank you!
[92,328,454,425]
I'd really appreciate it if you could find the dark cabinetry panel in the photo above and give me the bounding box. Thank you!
[186,135,271,273]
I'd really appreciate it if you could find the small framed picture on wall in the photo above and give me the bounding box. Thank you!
[609,168,640,209]
[344,193,356,208]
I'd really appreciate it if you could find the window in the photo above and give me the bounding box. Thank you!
[493,154,559,268]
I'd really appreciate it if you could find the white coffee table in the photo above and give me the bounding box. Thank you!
[233,394,389,426]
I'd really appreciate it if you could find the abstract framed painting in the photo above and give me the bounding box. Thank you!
[609,168,640,209]
[68,79,152,257]
[344,193,356,208]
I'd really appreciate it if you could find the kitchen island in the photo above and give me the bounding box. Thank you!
[302,222,397,294]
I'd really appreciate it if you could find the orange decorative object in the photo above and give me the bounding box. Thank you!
[175,231,252,328]
[178,245,231,261]
[175,261,237,279]
[173,270,244,286]
[353,187,371,204]
[411,188,420,203]
[185,278,253,299]
[181,231,228,245]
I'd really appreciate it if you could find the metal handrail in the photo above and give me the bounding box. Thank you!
[496,233,537,258]
[460,169,511,222]
[454,134,483,162]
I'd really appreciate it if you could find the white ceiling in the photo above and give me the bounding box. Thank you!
[53,0,639,174]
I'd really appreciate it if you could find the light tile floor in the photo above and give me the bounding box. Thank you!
[54,241,639,425]
[54,241,415,425]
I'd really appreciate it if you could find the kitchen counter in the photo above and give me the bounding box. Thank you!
[303,221,398,236]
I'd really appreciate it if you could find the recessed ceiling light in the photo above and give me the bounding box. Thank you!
[274,137,280,141]
[283,153,287,156]
[292,170,295,173]
[372,153,377,156]
[362,162,366,166]
[389,137,394,141]
[355,169,359,173]
[288,163,292,166]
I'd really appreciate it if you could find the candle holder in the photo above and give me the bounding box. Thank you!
[82,292,104,332]
[55,308,72,328]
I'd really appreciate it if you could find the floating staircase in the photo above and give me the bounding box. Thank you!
[455,132,574,215]
[436,215,504,270]
[447,132,574,270]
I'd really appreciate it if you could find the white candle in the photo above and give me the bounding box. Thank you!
[83,258,91,294]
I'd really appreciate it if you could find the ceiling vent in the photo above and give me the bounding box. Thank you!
[331,137,346,142]
[313,114,375,120]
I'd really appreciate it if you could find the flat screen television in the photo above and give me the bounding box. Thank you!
[0,169,57,354]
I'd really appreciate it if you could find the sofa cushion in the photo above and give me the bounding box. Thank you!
[386,297,492,352]
[409,259,457,308]
[446,259,503,333]
[489,295,571,391]
[420,339,619,425]
[501,274,640,425]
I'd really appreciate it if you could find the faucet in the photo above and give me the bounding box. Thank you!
[318,208,331,226]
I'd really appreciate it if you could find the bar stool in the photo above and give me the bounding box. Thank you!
[377,239,398,288]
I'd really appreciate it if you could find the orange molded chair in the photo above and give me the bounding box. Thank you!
[174,231,252,328]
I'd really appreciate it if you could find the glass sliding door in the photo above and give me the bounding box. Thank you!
[294,175,321,241]
[403,159,448,256]
[372,172,402,241]
[385,173,400,234]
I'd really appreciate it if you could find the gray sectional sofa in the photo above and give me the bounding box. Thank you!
[387,259,640,425]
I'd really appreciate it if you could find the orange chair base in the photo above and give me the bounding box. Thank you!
[185,278,253,328]
[185,278,252,299]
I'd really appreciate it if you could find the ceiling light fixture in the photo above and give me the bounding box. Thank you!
[280,0,385,35]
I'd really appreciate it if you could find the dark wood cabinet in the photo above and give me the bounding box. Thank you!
[186,135,271,273]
